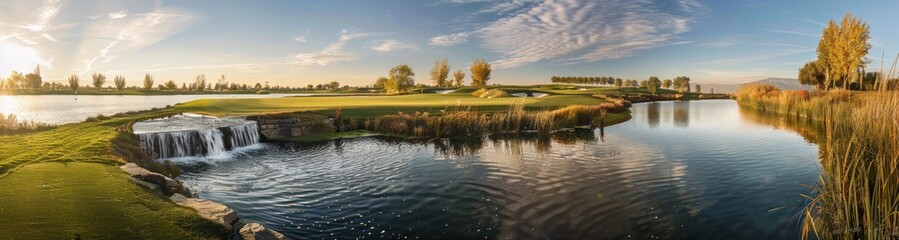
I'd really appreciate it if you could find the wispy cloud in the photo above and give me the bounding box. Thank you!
[761,29,820,37]
[294,36,307,43]
[431,0,703,69]
[429,32,469,46]
[289,29,370,65]
[79,7,201,73]
[372,39,419,52]
[108,10,128,19]
[700,36,743,48]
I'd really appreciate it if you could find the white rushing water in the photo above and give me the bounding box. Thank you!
[135,115,261,161]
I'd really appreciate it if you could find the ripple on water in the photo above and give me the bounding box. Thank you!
[178,100,821,240]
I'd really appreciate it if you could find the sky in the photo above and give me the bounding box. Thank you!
[1,0,898,87]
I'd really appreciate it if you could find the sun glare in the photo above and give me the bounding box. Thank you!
[0,96,16,116]
[0,43,44,75]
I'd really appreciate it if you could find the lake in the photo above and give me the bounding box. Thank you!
[0,94,298,125]
[177,100,822,239]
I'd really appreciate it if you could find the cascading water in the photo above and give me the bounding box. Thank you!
[134,114,261,160]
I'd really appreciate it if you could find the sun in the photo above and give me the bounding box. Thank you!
[0,43,45,76]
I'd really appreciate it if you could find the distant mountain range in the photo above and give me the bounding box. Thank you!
[700,78,814,93]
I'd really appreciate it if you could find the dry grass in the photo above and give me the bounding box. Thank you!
[736,84,899,240]
[0,113,54,135]
[364,100,626,138]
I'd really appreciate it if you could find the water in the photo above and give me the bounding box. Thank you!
[177,100,821,239]
[0,94,297,125]
[134,114,261,160]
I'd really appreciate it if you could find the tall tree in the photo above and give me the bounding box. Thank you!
[663,79,672,89]
[25,65,42,89]
[114,75,126,91]
[7,71,23,89]
[386,64,415,93]
[816,13,871,90]
[453,70,465,87]
[68,74,79,92]
[614,78,623,87]
[217,75,228,91]
[695,84,702,93]
[470,58,492,88]
[143,74,154,89]
[195,74,207,91]
[673,76,691,93]
[92,73,106,90]
[430,58,450,87]
[647,76,662,94]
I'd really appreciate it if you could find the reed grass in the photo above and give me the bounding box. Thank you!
[364,99,626,138]
[0,113,54,135]
[735,84,899,240]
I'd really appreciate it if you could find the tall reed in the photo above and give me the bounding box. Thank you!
[736,84,899,239]
[364,100,626,138]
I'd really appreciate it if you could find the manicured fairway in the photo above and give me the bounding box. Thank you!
[0,113,228,239]
[175,92,607,118]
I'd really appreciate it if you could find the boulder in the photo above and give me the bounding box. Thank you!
[128,177,162,193]
[239,223,290,240]
[170,193,239,229]
[120,163,181,195]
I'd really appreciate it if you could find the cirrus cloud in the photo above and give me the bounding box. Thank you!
[431,0,704,69]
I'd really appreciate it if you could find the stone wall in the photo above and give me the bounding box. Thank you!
[247,112,335,141]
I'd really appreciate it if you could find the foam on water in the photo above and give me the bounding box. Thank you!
[134,114,262,162]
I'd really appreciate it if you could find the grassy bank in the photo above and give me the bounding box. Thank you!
[0,109,228,239]
[734,84,899,240]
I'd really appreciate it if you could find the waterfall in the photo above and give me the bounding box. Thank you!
[138,122,260,160]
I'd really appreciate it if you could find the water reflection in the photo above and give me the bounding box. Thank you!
[178,100,821,240]
[646,102,661,128]
[673,101,690,127]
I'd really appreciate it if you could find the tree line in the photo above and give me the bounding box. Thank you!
[550,75,697,94]
[374,58,492,94]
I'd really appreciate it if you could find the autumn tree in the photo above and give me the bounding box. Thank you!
[68,74,79,92]
[798,60,827,90]
[114,75,126,91]
[815,13,871,90]
[673,76,691,93]
[470,59,492,88]
[646,76,662,94]
[453,70,465,87]
[143,74,154,89]
[386,64,415,93]
[373,77,389,89]
[663,79,672,89]
[92,73,106,90]
[430,58,450,87]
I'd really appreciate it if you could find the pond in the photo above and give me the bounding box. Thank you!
[0,94,297,125]
[177,100,821,239]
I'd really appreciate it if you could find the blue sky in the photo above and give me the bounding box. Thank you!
[1,0,898,87]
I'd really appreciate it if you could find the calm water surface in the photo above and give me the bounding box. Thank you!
[0,94,297,124]
[178,100,821,239]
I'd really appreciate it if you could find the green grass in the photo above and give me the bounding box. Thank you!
[0,162,228,240]
[174,92,605,119]
[0,111,228,239]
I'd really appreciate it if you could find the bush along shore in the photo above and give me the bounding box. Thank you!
[734,84,899,239]
[356,99,629,139]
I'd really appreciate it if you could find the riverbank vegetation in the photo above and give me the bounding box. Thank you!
[735,84,899,239]
[734,12,899,239]
[0,113,54,135]
[363,100,627,138]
